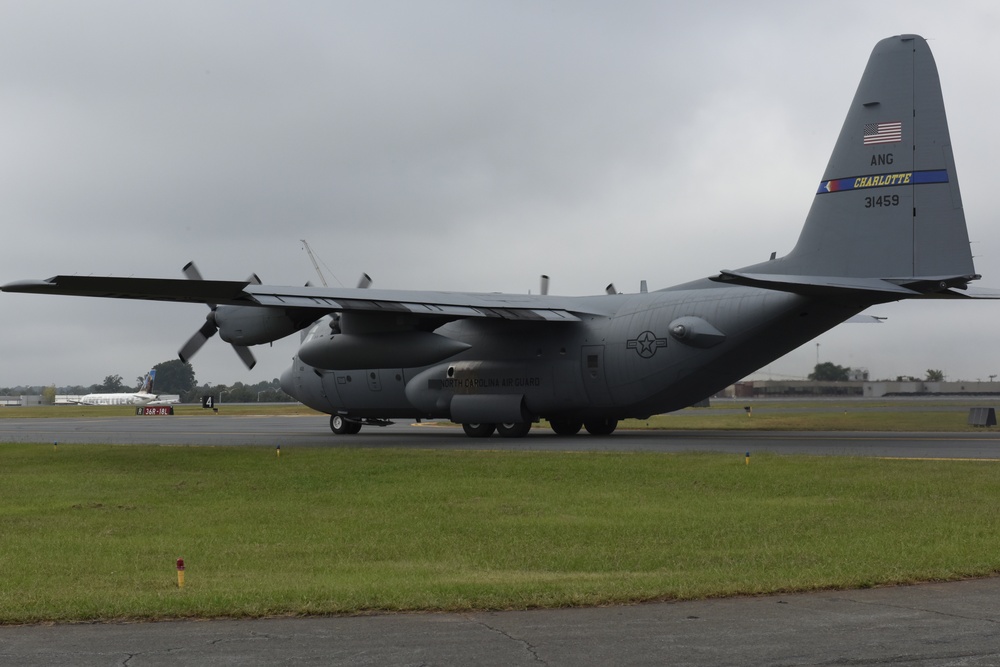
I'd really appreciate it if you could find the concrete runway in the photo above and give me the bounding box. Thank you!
[3,413,1000,665]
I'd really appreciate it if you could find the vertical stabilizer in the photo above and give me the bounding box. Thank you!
[756,35,974,281]
[139,370,155,394]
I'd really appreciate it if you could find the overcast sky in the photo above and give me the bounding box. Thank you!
[2,1,998,389]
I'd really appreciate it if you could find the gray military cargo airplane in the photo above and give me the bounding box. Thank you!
[3,35,996,438]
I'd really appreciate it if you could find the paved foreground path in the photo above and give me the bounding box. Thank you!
[3,578,999,665]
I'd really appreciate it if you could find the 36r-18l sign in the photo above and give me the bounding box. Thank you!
[136,406,173,416]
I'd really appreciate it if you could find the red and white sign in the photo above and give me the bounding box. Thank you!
[136,406,174,416]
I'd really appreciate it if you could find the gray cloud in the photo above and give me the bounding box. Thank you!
[2,1,998,386]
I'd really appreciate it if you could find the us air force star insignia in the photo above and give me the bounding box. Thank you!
[626,330,667,359]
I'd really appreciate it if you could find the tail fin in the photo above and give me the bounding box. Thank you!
[732,35,976,291]
[138,370,155,394]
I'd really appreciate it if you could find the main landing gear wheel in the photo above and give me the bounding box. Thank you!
[462,423,496,438]
[549,418,583,435]
[584,418,618,436]
[330,415,362,435]
[496,422,532,438]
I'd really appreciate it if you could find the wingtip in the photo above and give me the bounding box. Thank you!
[1,278,55,293]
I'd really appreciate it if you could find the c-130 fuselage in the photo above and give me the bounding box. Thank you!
[281,283,862,436]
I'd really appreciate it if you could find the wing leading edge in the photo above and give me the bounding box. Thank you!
[1,275,599,321]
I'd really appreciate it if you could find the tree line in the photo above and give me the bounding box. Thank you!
[808,362,946,382]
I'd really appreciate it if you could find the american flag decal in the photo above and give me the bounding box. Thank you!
[863,121,902,145]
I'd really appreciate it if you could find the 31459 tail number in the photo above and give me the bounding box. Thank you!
[865,194,900,208]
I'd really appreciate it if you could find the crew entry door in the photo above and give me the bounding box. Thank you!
[581,345,613,406]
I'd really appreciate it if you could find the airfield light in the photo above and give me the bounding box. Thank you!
[176,558,185,588]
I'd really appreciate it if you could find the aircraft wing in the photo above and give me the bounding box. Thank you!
[1,275,600,322]
[146,397,180,406]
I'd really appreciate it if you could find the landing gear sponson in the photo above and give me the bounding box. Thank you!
[329,414,619,437]
[460,419,618,438]
[329,416,618,437]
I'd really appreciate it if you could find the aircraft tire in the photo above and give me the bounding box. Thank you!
[330,415,362,435]
[462,422,496,438]
[583,418,618,436]
[496,422,532,438]
[549,418,583,435]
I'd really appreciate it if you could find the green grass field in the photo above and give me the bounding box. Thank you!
[3,443,1000,623]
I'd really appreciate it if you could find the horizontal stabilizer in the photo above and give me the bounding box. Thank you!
[712,271,919,297]
[941,286,1000,299]
[712,270,985,299]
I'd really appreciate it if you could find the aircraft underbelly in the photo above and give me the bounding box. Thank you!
[602,289,862,415]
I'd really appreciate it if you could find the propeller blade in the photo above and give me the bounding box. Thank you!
[182,261,204,282]
[182,261,217,309]
[178,335,205,364]
[178,320,217,363]
[232,344,257,370]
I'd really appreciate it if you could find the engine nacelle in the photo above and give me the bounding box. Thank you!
[298,330,471,370]
[215,306,309,346]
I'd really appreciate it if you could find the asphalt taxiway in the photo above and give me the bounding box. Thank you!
[3,413,1000,459]
[3,413,1000,664]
